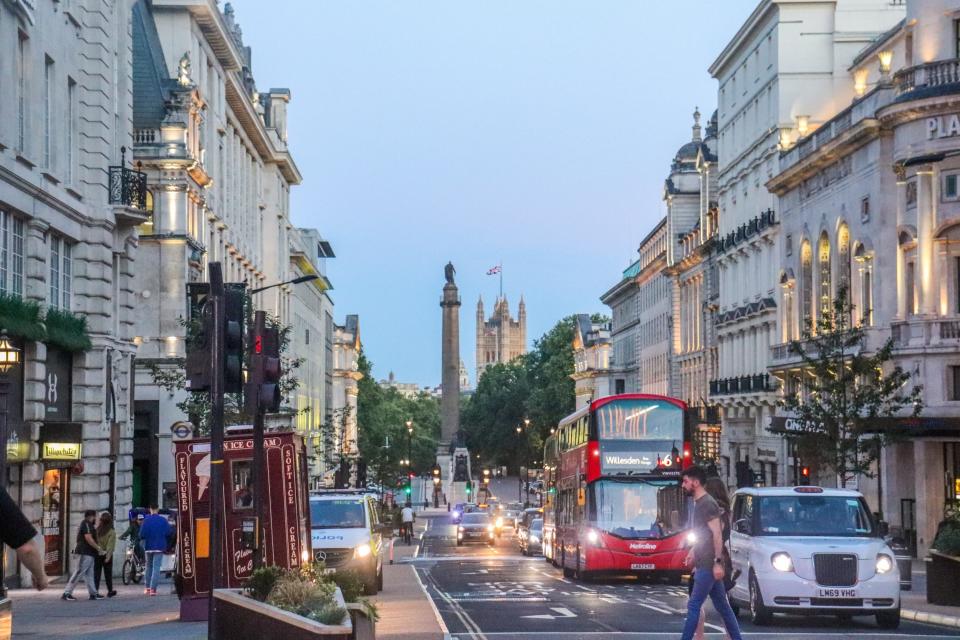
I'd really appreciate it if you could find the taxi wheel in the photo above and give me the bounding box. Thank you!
[749,573,773,626]
[876,608,901,630]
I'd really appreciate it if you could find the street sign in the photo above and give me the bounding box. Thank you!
[171,421,193,439]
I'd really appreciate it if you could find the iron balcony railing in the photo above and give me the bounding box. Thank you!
[709,374,777,396]
[108,165,148,210]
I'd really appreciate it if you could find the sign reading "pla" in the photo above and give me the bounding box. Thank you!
[926,114,960,140]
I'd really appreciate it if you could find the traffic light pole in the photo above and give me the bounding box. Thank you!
[251,311,267,571]
[208,263,226,640]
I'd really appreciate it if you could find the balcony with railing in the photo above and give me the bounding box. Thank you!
[709,374,777,397]
[892,316,960,350]
[894,59,960,98]
[109,147,149,224]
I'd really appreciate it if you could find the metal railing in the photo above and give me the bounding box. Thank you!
[108,165,148,210]
[709,374,777,396]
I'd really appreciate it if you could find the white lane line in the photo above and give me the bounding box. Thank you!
[412,566,450,635]
[574,584,595,592]
[429,577,487,639]
[636,601,673,615]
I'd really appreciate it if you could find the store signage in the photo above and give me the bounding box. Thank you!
[43,348,72,421]
[926,114,960,140]
[42,442,81,460]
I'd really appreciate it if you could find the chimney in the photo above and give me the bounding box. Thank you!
[265,88,291,142]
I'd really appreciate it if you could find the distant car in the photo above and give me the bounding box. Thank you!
[519,518,543,556]
[728,486,900,629]
[517,507,543,533]
[451,503,467,524]
[502,509,521,528]
[457,512,495,546]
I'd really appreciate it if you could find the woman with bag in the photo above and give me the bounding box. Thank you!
[94,512,117,597]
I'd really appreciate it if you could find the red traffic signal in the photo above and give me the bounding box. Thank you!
[245,311,282,414]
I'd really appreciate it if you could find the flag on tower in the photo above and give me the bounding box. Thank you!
[486,265,501,275]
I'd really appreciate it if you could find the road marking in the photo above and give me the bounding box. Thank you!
[412,566,450,635]
[636,601,673,615]
[522,606,578,620]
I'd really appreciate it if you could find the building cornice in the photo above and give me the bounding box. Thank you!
[709,0,775,77]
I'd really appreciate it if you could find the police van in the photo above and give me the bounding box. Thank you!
[309,490,390,594]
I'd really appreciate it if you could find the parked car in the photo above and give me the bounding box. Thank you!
[310,490,389,595]
[457,512,496,546]
[727,486,900,629]
[519,518,543,556]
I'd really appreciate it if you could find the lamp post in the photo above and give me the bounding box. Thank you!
[248,273,319,295]
[405,420,413,505]
[516,425,523,503]
[0,332,22,601]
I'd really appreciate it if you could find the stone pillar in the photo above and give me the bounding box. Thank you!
[440,281,461,447]
[917,169,937,315]
[896,178,907,318]
[913,439,945,557]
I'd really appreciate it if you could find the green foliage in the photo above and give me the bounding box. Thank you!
[462,315,588,470]
[0,293,45,343]
[266,573,339,620]
[245,565,284,602]
[356,348,441,488]
[934,526,960,557]
[327,568,364,602]
[769,288,922,486]
[44,307,93,352]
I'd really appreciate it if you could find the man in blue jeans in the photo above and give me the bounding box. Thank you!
[680,466,742,640]
[139,504,171,596]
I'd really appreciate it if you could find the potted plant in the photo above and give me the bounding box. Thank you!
[326,569,379,640]
[212,563,353,639]
[927,510,960,606]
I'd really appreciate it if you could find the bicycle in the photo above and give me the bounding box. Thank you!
[121,540,145,585]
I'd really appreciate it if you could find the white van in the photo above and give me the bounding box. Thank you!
[728,486,900,629]
[309,491,389,594]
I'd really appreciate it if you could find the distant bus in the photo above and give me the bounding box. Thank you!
[549,394,693,582]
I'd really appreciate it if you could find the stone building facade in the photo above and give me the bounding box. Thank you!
[708,0,902,489]
[0,0,142,583]
[328,315,361,488]
[571,314,612,409]
[129,0,302,507]
[766,0,960,556]
[475,295,526,385]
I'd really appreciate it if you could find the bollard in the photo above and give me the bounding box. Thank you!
[389,536,395,564]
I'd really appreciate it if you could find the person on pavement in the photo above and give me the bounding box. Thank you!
[401,502,415,545]
[690,476,734,640]
[62,509,107,601]
[94,512,117,598]
[139,504,171,595]
[119,512,145,563]
[680,466,742,640]
[0,485,48,591]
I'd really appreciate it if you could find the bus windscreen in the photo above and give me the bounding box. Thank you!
[589,479,688,539]
[595,398,683,441]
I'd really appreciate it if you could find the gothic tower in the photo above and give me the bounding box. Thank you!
[475,294,527,385]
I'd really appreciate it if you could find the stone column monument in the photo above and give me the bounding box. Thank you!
[440,262,461,444]
[438,262,470,506]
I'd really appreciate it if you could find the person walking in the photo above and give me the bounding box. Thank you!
[62,510,107,601]
[680,466,742,640]
[691,476,735,640]
[139,504,171,596]
[0,485,48,591]
[401,502,414,545]
[93,512,117,597]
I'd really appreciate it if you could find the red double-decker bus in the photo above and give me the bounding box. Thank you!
[549,394,693,582]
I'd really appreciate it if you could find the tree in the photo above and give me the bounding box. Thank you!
[461,360,530,469]
[769,289,922,487]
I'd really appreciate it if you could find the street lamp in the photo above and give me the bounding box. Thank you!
[248,273,319,295]
[516,424,524,504]
[405,420,413,505]
[0,331,22,600]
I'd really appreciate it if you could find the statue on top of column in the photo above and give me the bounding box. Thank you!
[444,262,456,285]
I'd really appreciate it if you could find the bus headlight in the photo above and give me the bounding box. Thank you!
[771,552,793,572]
[876,554,894,574]
[685,532,697,546]
[587,529,601,546]
[354,543,372,559]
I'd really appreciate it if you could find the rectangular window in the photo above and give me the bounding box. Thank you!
[305,328,310,345]
[862,268,873,326]
[44,56,53,170]
[66,78,76,184]
[906,180,918,208]
[48,235,72,310]
[945,174,959,201]
[861,196,871,222]
[49,236,61,307]
[906,262,916,316]
[0,212,24,296]
[955,19,960,59]
[17,32,28,152]
[952,366,960,401]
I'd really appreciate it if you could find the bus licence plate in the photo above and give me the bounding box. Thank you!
[631,563,656,570]
[817,588,856,598]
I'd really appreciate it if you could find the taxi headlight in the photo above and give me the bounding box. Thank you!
[876,553,894,574]
[355,543,372,559]
[486,524,494,533]
[458,526,465,533]
[771,552,793,572]
[496,517,504,528]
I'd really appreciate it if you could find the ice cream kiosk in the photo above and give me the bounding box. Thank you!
[173,427,312,620]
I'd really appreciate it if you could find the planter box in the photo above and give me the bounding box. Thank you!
[926,552,960,606]
[212,588,352,639]
[346,602,376,640]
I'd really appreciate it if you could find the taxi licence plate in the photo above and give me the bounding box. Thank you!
[817,588,856,598]
[631,563,656,570]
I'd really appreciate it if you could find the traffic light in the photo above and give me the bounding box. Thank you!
[185,283,213,391]
[404,483,412,496]
[800,466,811,486]
[245,311,282,415]
[465,480,472,497]
[223,284,246,394]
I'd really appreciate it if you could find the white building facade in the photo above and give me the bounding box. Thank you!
[708,0,903,489]
[0,0,142,582]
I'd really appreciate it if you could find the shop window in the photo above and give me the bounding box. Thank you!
[231,460,254,509]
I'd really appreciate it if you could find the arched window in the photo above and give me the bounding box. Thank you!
[818,232,832,326]
[838,224,851,324]
[854,242,873,326]
[800,240,813,330]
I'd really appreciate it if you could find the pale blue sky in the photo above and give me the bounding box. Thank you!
[229,1,756,387]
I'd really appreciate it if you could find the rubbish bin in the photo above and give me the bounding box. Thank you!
[890,540,912,590]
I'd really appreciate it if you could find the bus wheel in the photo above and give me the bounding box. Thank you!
[561,548,574,579]
[574,547,583,580]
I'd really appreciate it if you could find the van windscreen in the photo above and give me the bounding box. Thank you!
[311,500,366,528]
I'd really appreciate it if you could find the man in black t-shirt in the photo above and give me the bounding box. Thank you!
[62,510,107,601]
[0,486,47,590]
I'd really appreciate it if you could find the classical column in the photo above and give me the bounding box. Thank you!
[895,176,907,318]
[916,168,937,315]
[439,268,461,447]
